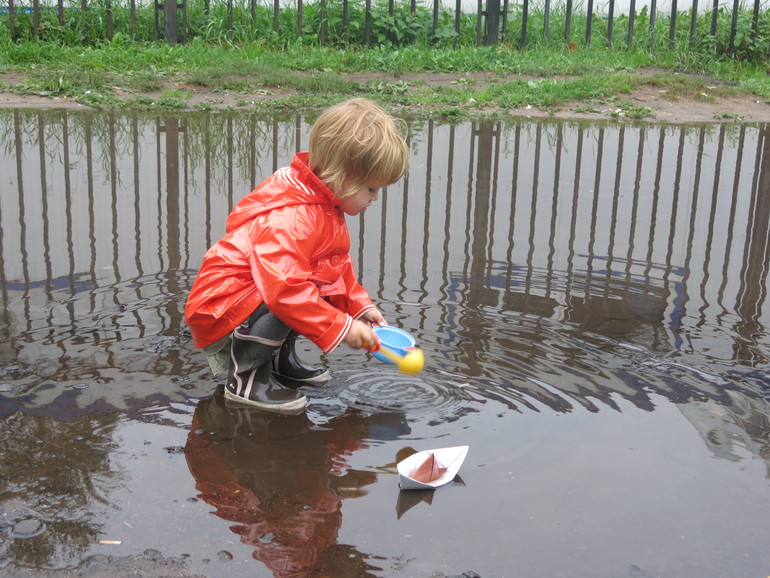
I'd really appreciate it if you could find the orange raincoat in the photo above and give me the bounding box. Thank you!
[184,152,376,353]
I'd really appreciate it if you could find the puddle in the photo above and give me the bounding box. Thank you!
[0,109,769,576]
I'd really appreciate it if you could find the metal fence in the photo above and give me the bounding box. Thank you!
[2,0,766,53]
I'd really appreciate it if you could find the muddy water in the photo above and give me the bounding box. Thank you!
[1,109,769,577]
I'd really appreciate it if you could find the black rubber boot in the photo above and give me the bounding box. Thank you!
[224,328,307,414]
[273,331,331,387]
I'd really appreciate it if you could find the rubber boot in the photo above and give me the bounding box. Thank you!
[224,328,307,414]
[273,331,331,387]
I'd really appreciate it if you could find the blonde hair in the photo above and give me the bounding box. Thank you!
[309,98,409,198]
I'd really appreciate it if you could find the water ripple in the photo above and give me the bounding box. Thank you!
[306,366,484,426]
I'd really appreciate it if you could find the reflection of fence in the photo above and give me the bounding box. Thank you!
[0,110,768,367]
[362,119,770,364]
[2,0,765,53]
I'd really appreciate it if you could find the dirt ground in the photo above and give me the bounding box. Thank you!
[2,71,770,123]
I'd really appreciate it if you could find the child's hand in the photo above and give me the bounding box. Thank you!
[361,308,386,326]
[345,319,380,350]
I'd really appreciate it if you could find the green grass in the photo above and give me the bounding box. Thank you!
[2,40,769,114]
[3,0,770,114]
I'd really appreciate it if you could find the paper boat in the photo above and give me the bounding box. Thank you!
[397,445,469,490]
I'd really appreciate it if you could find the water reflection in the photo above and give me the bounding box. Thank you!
[1,109,770,570]
[1,110,769,407]
[184,387,408,576]
[0,411,119,568]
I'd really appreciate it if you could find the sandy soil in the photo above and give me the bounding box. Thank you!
[2,71,770,123]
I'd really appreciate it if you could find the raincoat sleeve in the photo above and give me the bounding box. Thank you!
[325,259,377,320]
[246,207,356,353]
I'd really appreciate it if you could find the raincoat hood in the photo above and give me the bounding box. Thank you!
[226,152,339,232]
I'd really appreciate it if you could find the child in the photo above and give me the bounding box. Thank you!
[184,98,409,414]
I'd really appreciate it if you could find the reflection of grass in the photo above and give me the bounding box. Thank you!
[1,411,119,565]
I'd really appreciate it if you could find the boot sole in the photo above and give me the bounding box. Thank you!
[224,388,308,415]
[273,369,331,388]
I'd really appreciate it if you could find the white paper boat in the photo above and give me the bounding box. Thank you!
[397,445,469,490]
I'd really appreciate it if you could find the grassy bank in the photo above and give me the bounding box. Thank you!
[1,39,770,116]
[3,0,770,115]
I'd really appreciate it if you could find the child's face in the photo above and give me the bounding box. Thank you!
[338,180,387,216]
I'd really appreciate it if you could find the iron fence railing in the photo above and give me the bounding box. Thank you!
[1,0,767,54]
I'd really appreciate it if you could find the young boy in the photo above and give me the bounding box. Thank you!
[184,98,409,414]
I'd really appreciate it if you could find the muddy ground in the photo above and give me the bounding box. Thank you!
[1,71,770,123]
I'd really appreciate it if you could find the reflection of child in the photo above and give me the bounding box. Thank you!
[185,98,409,414]
[184,391,384,575]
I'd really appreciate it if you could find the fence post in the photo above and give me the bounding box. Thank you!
[273,0,279,31]
[343,0,349,44]
[689,0,698,45]
[165,0,178,43]
[298,0,303,39]
[155,0,186,43]
[227,0,232,37]
[181,0,187,41]
[728,0,739,53]
[484,0,500,45]
[106,0,113,39]
[649,0,657,49]
[81,0,87,38]
[154,0,160,38]
[476,0,482,45]
[432,0,439,40]
[668,0,678,47]
[627,0,635,48]
[9,0,16,41]
[320,0,326,44]
[501,0,509,43]
[455,0,462,47]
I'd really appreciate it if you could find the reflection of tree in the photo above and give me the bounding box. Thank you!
[184,388,392,577]
[0,411,119,568]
